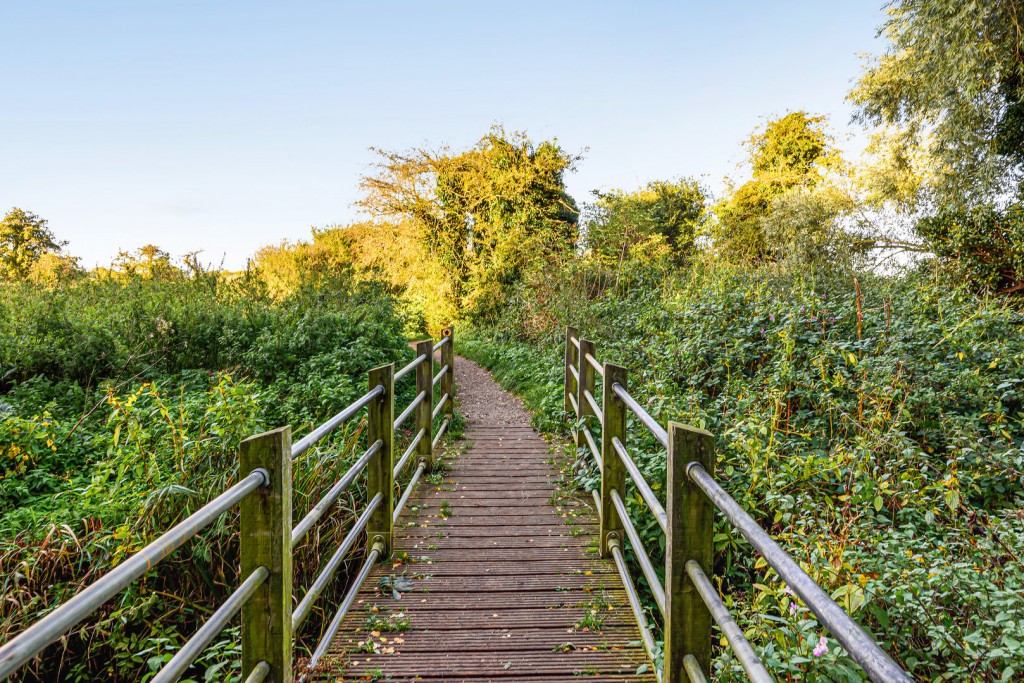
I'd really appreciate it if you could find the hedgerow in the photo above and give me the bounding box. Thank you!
[462,262,1024,681]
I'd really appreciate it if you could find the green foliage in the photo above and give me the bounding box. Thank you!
[464,261,1024,681]
[711,112,851,266]
[917,203,1024,295]
[360,127,580,323]
[850,0,1024,206]
[0,267,413,681]
[0,208,69,281]
[584,179,707,267]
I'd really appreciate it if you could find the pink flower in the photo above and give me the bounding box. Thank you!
[812,636,829,657]
[789,603,797,615]
[783,585,794,596]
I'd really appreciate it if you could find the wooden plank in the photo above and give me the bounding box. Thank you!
[316,357,656,683]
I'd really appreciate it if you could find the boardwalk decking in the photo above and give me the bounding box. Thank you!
[318,360,656,682]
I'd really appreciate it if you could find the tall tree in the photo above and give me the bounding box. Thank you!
[711,112,849,264]
[360,127,579,320]
[0,208,66,280]
[850,0,1024,206]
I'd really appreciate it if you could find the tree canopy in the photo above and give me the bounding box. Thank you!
[0,208,68,281]
[584,179,707,267]
[711,112,850,265]
[360,127,579,321]
[850,0,1024,206]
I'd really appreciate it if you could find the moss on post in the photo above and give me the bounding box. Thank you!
[367,364,395,555]
[665,422,715,683]
[240,427,293,683]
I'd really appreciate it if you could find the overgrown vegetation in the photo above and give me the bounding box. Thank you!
[0,266,415,681]
[461,262,1024,681]
[4,1,1024,681]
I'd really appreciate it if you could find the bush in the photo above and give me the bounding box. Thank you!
[0,269,415,681]
[463,261,1024,681]
[917,203,1024,295]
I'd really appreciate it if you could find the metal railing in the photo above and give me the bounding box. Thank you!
[564,327,911,683]
[0,328,457,683]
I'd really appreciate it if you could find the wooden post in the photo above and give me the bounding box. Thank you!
[564,326,579,416]
[665,422,715,683]
[240,427,293,683]
[576,338,596,450]
[414,339,434,470]
[600,364,627,558]
[367,364,394,554]
[440,327,455,423]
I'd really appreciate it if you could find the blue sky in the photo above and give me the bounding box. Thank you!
[1,1,886,270]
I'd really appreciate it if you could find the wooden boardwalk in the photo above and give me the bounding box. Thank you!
[317,364,656,682]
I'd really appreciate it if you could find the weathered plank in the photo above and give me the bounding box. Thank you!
[314,359,655,682]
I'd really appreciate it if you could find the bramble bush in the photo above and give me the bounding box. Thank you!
[461,260,1024,682]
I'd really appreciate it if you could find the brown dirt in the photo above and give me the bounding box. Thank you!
[451,354,534,426]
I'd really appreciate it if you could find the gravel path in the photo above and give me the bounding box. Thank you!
[452,354,534,426]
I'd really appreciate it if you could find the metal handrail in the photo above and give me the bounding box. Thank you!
[685,560,771,683]
[291,385,384,459]
[610,489,665,616]
[612,383,668,448]
[304,540,384,675]
[151,566,269,683]
[393,462,426,523]
[433,336,450,352]
[0,468,268,680]
[433,393,449,421]
[568,333,911,683]
[687,463,912,682]
[292,493,382,632]
[570,336,580,350]
[393,428,426,479]
[583,389,603,423]
[433,364,449,387]
[585,352,604,378]
[580,425,603,472]
[612,437,667,534]
[609,539,660,683]
[244,662,271,683]
[395,353,428,382]
[394,390,426,430]
[432,417,450,450]
[292,440,381,547]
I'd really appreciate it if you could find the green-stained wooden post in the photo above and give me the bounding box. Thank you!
[665,422,715,683]
[240,426,293,683]
[600,363,627,557]
[440,327,455,424]
[576,338,596,450]
[367,364,394,555]
[415,339,434,470]
[564,326,579,417]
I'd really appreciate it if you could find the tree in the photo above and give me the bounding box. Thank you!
[849,0,1024,206]
[0,208,67,280]
[360,127,579,321]
[711,112,849,264]
[584,179,707,267]
[111,245,179,279]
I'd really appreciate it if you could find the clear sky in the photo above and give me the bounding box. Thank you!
[1,1,886,270]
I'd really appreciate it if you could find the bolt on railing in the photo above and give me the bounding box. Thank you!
[563,328,911,683]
